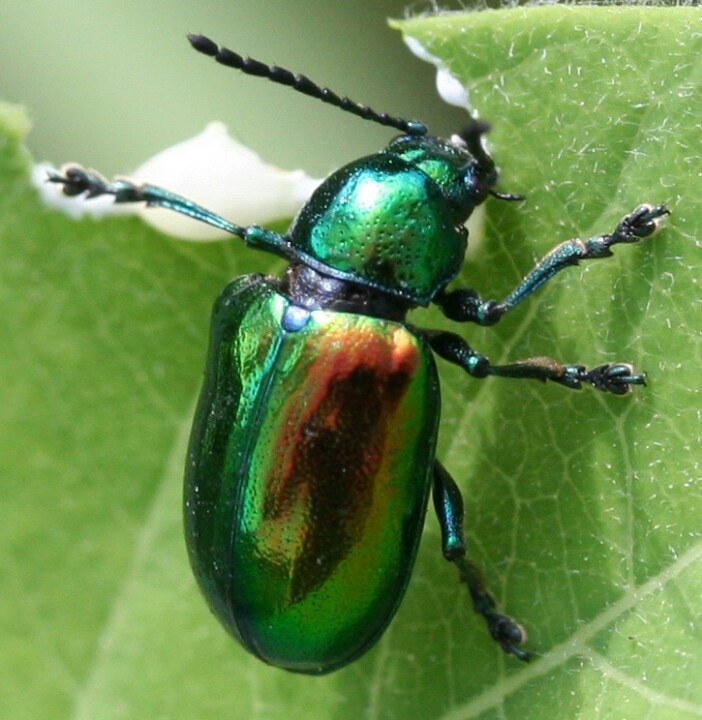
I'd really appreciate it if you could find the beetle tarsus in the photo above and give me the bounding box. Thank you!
[48,165,112,198]
[583,363,646,395]
[609,203,670,245]
[557,362,646,394]
[455,557,532,662]
[484,609,533,662]
[48,164,149,203]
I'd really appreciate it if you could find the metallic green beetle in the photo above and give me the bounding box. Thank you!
[51,34,668,674]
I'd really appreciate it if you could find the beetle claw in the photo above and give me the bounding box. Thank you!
[588,363,646,395]
[485,611,533,662]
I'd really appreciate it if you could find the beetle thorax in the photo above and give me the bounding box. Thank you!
[284,136,488,306]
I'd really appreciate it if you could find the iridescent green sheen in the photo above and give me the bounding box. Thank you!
[184,275,440,674]
[287,147,469,305]
[50,35,667,673]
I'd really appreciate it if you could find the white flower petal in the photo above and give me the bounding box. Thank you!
[402,36,471,111]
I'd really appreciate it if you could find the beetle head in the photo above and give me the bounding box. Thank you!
[451,120,524,207]
[385,120,522,223]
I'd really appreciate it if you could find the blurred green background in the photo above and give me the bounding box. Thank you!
[0,1,465,177]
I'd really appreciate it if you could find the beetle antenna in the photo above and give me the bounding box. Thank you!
[456,121,525,202]
[458,120,495,171]
[188,34,427,137]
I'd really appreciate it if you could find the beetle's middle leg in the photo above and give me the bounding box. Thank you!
[433,461,532,661]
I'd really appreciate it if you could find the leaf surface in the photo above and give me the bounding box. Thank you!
[1,6,700,719]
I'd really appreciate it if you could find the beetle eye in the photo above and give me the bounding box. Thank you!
[464,165,493,202]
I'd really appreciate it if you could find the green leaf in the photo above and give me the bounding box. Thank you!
[1,6,700,720]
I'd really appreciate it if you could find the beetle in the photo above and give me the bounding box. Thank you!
[50,33,669,675]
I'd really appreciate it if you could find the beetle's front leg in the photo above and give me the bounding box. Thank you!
[436,203,669,325]
[433,461,531,661]
[47,164,289,256]
[425,330,645,395]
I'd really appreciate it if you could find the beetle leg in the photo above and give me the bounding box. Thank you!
[425,329,645,394]
[47,164,292,258]
[433,461,532,661]
[435,203,669,326]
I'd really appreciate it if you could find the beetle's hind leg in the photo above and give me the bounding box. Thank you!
[433,461,532,661]
[426,330,646,395]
